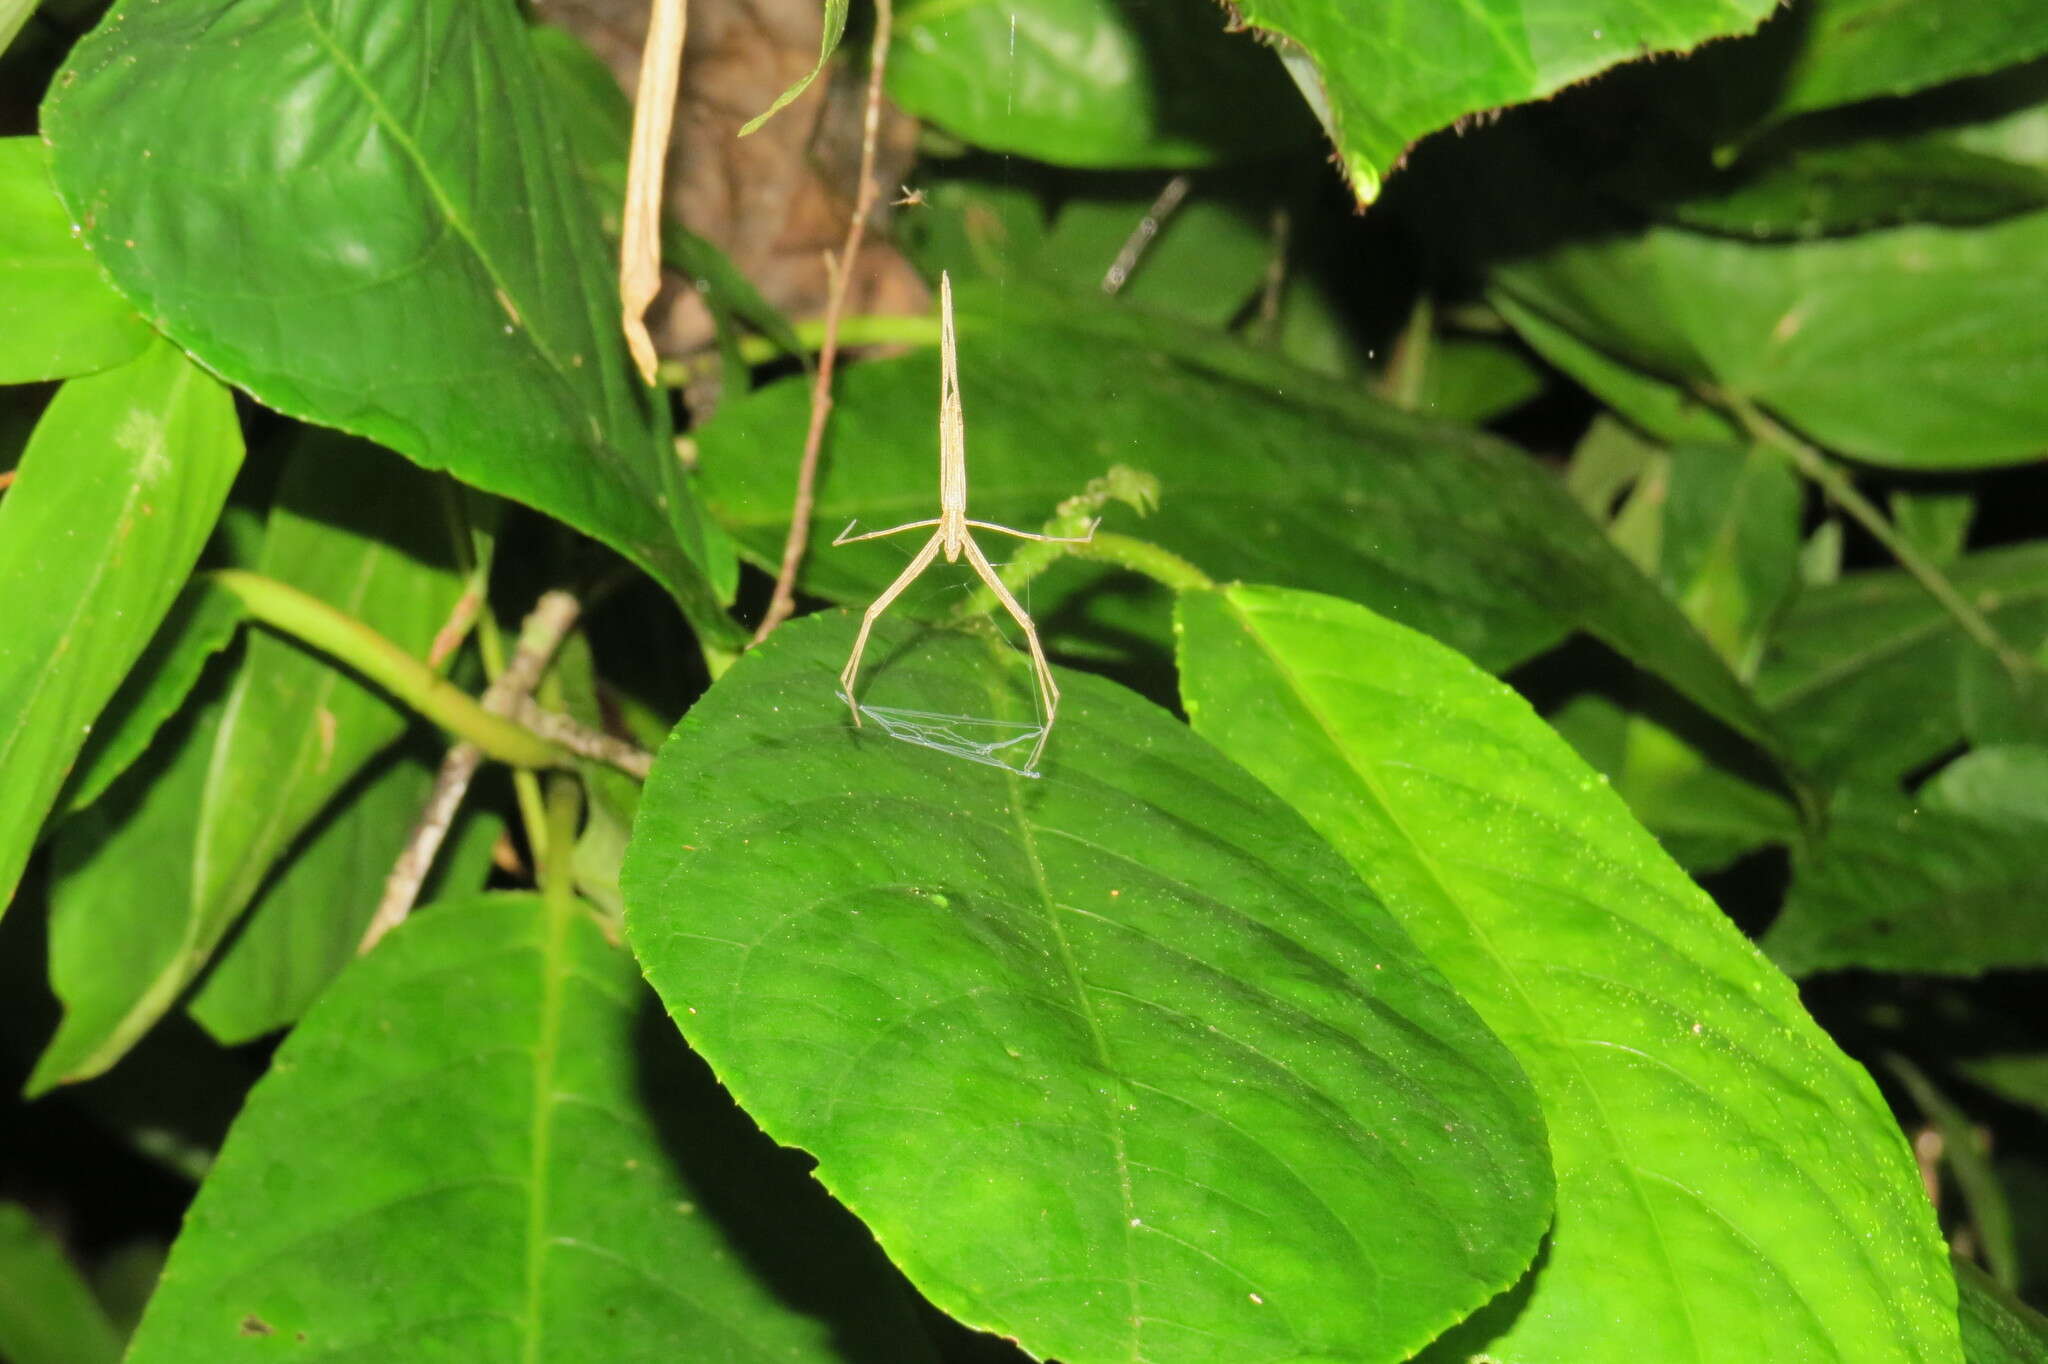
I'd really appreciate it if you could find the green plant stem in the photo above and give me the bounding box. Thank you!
[1076,533,1214,592]
[655,313,940,386]
[1729,399,2032,680]
[209,569,568,771]
[472,598,553,866]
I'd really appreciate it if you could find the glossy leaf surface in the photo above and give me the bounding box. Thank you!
[0,339,240,915]
[695,284,1779,754]
[41,0,733,623]
[888,0,1306,168]
[126,894,928,1362]
[0,136,149,382]
[1177,583,1959,1364]
[1226,0,1775,202]
[622,612,1553,1364]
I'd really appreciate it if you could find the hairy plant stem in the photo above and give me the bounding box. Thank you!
[1727,398,2032,680]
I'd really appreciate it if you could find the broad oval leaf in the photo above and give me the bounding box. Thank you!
[0,337,240,916]
[695,283,1782,759]
[0,136,149,382]
[1225,0,1776,203]
[621,612,1553,1364]
[124,893,931,1362]
[40,0,735,626]
[888,0,1308,168]
[1177,584,1959,1364]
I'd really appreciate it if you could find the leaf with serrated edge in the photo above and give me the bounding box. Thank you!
[124,893,930,1362]
[622,611,1552,1364]
[1177,583,1958,1364]
[1227,0,1776,202]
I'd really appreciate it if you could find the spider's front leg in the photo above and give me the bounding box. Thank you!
[838,531,945,727]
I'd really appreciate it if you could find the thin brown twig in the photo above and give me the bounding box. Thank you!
[360,591,583,954]
[510,697,653,779]
[1102,174,1191,295]
[752,0,895,644]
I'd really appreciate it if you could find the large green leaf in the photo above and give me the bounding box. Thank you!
[1764,752,2048,977]
[1770,1,2048,123]
[0,338,240,916]
[696,284,1781,753]
[1177,584,1959,1364]
[0,136,149,382]
[1493,211,2048,470]
[40,0,735,627]
[1223,0,1775,203]
[1756,545,2048,788]
[0,1203,123,1364]
[124,893,931,1362]
[31,435,465,1085]
[621,612,1553,1364]
[888,0,1308,168]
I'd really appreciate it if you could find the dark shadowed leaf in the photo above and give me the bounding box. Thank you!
[1955,1257,2048,1364]
[0,338,240,917]
[41,0,735,627]
[0,136,149,382]
[0,1203,123,1364]
[124,894,933,1362]
[1493,211,2048,470]
[1756,545,2048,788]
[621,611,1553,1364]
[1765,753,2048,978]
[1177,583,1960,1364]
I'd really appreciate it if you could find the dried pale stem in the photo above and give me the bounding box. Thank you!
[360,591,585,954]
[620,0,690,383]
[1731,397,2031,679]
[1102,175,1191,295]
[511,697,653,779]
[753,0,895,643]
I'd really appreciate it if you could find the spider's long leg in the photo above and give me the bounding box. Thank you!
[965,517,1100,546]
[834,517,943,547]
[962,536,1059,772]
[841,530,946,726]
